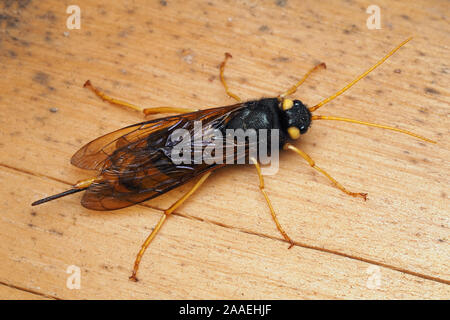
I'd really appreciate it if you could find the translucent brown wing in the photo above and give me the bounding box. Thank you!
[71,104,245,211]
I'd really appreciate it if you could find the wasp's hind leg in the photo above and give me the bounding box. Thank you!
[83,80,197,115]
[284,143,367,200]
[219,53,241,102]
[129,171,212,282]
[251,158,295,249]
[279,62,326,98]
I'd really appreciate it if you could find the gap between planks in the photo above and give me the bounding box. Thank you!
[0,280,57,300]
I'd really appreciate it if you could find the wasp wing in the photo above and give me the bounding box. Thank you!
[71,104,246,210]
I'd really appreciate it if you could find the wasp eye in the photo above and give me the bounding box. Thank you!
[282,99,294,111]
[287,126,300,140]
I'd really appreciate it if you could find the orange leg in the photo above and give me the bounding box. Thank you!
[219,53,241,102]
[251,157,295,249]
[279,62,326,98]
[129,172,211,282]
[284,143,367,200]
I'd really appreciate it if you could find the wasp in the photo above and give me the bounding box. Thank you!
[32,37,435,281]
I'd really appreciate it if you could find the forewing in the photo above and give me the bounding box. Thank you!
[74,105,245,210]
[72,116,184,171]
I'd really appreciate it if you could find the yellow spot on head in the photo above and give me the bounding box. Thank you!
[288,126,300,140]
[282,99,294,111]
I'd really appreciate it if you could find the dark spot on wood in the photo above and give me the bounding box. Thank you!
[394,69,401,74]
[418,107,429,115]
[49,228,63,236]
[424,87,440,95]
[400,14,410,20]
[45,31,52,42]
[44,135,59,143]
[3,0,31,9]
[160,0,167,6]
[11,36,30,47]
[0,13,19,28]
[33,116,47,124]
[437,239,445,243]
[275,0,287,7]
[118,26,134,38]
[101,264,113,270]
[272,56,290,63]
[38,11,56,23]
[30,211,37,216]
[7,50,17,58]
[259,25,270,32]
[417,50,426,56]
[33,71,49,86]
[441,192,447,199]
[343,24,358,35]
[375,89,383,95]
[28,223,35,228]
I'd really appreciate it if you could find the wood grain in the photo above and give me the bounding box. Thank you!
[0,0,448,299]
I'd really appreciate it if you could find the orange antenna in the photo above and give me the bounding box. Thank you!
[311,115,436,143]
[309,37,413,113]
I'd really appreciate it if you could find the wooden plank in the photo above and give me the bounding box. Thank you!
[1,167,449,299]
[0,0,448,298]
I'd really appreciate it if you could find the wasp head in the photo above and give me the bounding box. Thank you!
[280,99,311,140]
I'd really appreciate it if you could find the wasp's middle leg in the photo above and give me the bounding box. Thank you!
[250,157,295,249]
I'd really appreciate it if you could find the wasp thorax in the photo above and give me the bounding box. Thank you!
[281,99,311,139]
